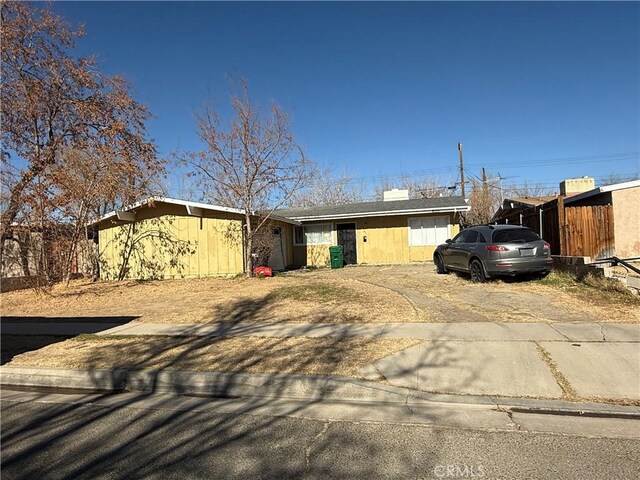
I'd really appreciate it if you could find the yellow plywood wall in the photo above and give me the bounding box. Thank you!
[356,216,409,264]
[291,214,460,267]
[99,213,244,280]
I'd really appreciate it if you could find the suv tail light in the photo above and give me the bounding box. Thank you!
[486,245,508,252]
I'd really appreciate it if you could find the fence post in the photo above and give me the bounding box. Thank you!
[557,195,566,255]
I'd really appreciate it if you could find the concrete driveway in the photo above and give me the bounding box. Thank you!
[310,264,638,323]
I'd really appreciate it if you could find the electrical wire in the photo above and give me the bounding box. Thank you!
[305,151,639,187]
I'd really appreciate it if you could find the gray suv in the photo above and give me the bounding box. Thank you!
[433,225,553,282]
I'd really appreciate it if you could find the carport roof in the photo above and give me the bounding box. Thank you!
[276,196,469,221]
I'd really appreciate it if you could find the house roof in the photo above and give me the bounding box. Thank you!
[564,179,640,205]
[276,196,469,221]
[90,197,301,226]
[504,196,557,207]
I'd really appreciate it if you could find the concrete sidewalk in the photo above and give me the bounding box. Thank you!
[4,320,639,402]
[363,341,640,400]
[85,321,640,343]
[6,320,637,342]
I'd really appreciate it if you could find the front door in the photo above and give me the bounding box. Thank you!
[337,223,357,265]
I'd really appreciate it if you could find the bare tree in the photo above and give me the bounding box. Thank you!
[463,169,496,226]
[182,81,313,276]
[504,181,555,199]
[1,2,161,282]
[288,168,363,207]
[49,148,166,283]
[599,173,639,187]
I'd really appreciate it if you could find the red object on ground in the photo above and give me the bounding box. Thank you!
[253,266,273,277]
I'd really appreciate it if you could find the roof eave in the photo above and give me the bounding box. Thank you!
[564,179,640,205]
[88,196,245,227]
[289,205,470,222]
[261,213,301,226]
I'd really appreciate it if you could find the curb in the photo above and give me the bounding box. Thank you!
[2,365,639,417]
[1,366,128,393]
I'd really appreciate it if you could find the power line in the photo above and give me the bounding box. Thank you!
[464,152,638,169]
[305,151,639,187]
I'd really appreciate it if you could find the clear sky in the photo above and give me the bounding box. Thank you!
[53,1,640,197]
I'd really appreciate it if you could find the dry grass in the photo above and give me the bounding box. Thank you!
[6,335,420,377]
[530,270,640,322]
[0,274,414,324]
[534,341,578,400]
[2,264,638,326]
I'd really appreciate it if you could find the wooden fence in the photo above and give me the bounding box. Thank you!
[496,197,615,259]
[563,205,614,259]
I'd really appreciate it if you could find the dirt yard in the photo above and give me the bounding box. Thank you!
[7,335,419,377]
[2,264,638,324]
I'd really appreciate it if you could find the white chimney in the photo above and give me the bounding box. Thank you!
[383,189,409,201]
[559,177,595,197]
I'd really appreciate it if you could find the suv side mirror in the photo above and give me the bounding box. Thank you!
[445,239,452,244]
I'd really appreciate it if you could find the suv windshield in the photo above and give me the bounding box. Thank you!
[492,229,541,244]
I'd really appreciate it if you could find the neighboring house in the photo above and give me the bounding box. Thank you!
[90,197,299,279]
[276,191,469,267]
[563,180,640,259]
[491,177,639,260]
[1,223,94,291]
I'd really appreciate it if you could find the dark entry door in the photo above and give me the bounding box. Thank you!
[337,223,357,265]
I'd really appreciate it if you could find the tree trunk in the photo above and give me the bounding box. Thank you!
[244,213,253,277]
[0,164,44,241]
[18,232,32,276]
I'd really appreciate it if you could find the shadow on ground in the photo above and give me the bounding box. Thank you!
[0,316,138,365]
[1,315,140,324]
[1,336,72,365]
[0,294,480,478]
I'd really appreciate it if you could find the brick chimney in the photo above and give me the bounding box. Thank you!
[559,177,595,197]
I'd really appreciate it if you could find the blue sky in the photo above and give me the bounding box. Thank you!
[53,1,640,197]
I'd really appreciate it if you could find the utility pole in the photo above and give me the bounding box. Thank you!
[458,142,465,198]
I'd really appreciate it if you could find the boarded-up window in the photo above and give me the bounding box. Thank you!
[409,216,450,246]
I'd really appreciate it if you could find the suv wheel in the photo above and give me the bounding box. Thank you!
[435,254,447,274]
[469,259,486,283]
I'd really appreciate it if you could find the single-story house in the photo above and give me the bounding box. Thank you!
[90,197,299,280]
[276,191,469,268]
[91,192,469,279]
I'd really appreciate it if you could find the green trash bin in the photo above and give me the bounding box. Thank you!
[329,245,344,269]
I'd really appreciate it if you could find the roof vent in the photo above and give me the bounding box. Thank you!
[383,189,409,201]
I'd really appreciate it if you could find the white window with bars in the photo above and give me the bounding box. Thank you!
[408,216,450,246]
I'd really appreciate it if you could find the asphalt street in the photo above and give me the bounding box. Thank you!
[1,390,639,479]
